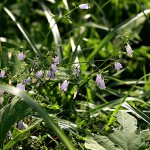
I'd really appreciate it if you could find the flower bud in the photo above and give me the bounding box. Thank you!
[114,62,123,71]
[18,52,25,60]
[79,4,89,9]
[60,80,69,91]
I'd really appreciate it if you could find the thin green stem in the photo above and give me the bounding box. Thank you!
[105,73,150,131]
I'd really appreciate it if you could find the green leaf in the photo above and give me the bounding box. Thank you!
[85,135,121,150]
[109,111,147,150]
[85,111,150,150]
[115,111,137,132]
[3,7,41,57]
[0,97,32,143]
[85,136,107,150]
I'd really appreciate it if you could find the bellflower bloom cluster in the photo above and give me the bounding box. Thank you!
[18,52,25,60]
[47,70,55,79]
[47,56,59,79]
[36,70,43,79]
[114,62,123,71]
[16,83,25,91]
[0,70,5,78]
[95,74,106,90]
[79,4,89,9]
[60,80,69,91]
[125,44,133,56]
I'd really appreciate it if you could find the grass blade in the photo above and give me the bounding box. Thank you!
[41,2,63,61]
[4,119,42,150]
[3,7,41,57]
[123,102,150,123]
[0,85,75,150]
[87,9,150,62]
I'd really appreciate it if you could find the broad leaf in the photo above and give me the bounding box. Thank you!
[85,111,150,150]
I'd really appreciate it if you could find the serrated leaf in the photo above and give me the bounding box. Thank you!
[85,136,106,150]
[115,111,137,132]
[85,135,121,150]
[109,111,150,150]
[85,112,150,150]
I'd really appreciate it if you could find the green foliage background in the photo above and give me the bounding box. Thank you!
[0,0,150,149]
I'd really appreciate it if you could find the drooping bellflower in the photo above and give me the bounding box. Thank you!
[114,62,123,71]
[47,70,55,79]
[51,64,57,72]
[125,44,133,56]
[0,70,5,78]
[53,56,59,65]
[95,74,106,90]
[60,80,69,91]
[36,70,43,79]
[16,83,25,91]
[18,52,25,60]
[23,77,31,84]
[79,4,89,9]
[18,120,24,130]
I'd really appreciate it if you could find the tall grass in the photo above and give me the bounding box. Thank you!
[0,0,150,149]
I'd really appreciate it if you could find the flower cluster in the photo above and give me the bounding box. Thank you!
[0,39,133,94]
[14,55,60,91]
[94,43,133,90]
[47,56,59,79]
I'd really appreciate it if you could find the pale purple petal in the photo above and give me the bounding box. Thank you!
[18,120,24,130]
[79,4,89,9]
[95,74,106,90]
[36,70,43,79]
[16,83,25,91]
[114,62,123,71]
[51,64,57,72]
[18,52,25,60]
[23,78,30,84]
[99,79,106,90]
[95,74,102,85]
[47,70,55,79]
[125,44,133,56]
[0,70,5,78]
[60,80,69,91]
[53,56,59,64]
